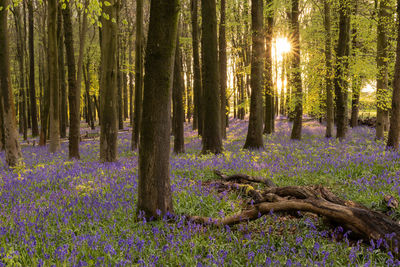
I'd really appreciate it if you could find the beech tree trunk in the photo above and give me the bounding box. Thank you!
[48,0,61,153]
[290,0,303,140]
[132,0,143,150]
[28,0,39,137]
[334,0,351,140]
[376,0,390,140]
[62,1,80,159]
[244,0,264,149]
[324,0,334,138]
[191,0,202,133]
[173,36,185,154]
[57,7,67,139]
[201,0,222,154]
[138,0,179,219]
[100,0,119,162]
[387,0,400,149]
[0,0,22,167]
[219,0,227,139]
[264,0,274,134]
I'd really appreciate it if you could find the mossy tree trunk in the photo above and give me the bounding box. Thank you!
[137,0,179,219]
[100,0,119,162]
[201,0,222,154]
[0,0,22,166]
[244,0,264,149]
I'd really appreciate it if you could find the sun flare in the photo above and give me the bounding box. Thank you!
[275,37,291,55]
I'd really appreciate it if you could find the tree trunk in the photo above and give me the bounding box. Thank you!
[324,0,334,137]
[191,0,202,133]
[100,0,119,162]
[290,0,303,140]
[138,0,179,219]
[387,0,400,149]
[13,4,28,141]
[201,0,222,154]
[0,102,4,151]
[351,76,362,128]
[376,0,390,140]
[334,0,351,140]
[132,0,143,150]
[117,37,124,130]
[62,1,80,159]
[244,0,264,149]
[129,30,134,125]
[0,0,22,167]
[48,0,61,153]
[57,7,67,139]
[173,37,185,154]
[219,0,227,139]
[264,0,274,135]
[28,0,39,137]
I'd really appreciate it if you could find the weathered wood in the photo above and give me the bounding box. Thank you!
[214,170,276,187]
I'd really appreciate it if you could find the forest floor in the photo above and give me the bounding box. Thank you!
[1,118,400,266]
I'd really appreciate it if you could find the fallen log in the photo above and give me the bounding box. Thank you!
[189,171,400,255]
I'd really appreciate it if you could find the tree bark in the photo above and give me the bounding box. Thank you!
[132,0,143,150]
[0,0,22,166]
[219,0,227,139]
[264,0,274,134]
[100,0,119,162]
[290,0,303,140]
[244,0,264,149]
[28,0,39,137]
[201,0,222,154]
[62,1,80,159]
[387,0,400,149]
[334,0,351,140]
[191,0,202,133]
[13,4,28,141]
[376,0,390,140]
[173,37,185,154]
[138,0,179,219]
[48,0,60,153]
[351,76,361,128]
[57,7,67,139]
[324,0,334,138]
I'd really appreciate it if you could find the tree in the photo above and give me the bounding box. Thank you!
[387,0,400,149]
[28,0,39,137]
[219,0,227,139]
[100,0,119,162]
[334,0,351,140]
[290,0,303,140]
[173,36,185,154]
[376,0,390,140]
[62,0,81,159]
[244,0,264,149]
[132,0,143,150]
[191,0,202,133]
[201,0,222,154]
[264,0,274,135]
[137,0,179,219]
[324,0,334,138]
[48,0,61,153]
[0,0,22,166]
